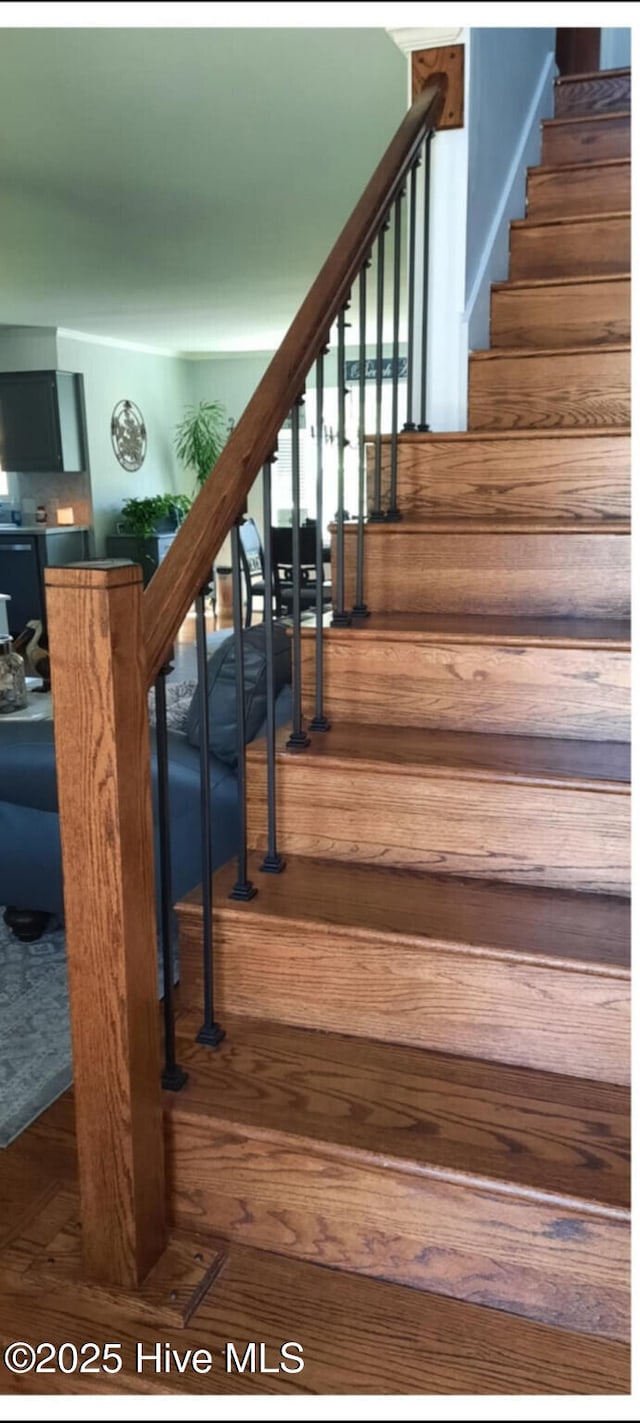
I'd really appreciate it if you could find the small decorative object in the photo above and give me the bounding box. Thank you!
[174,400,231,493]
[35,504,47,523]
[0,635,28,714]
[119,493,191,539]
[13,620,50,691]
[111,398,147,471]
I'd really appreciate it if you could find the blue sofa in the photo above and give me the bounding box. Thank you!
[0,688,292,927]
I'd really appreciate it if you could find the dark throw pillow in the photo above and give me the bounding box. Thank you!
[185,622,291,766]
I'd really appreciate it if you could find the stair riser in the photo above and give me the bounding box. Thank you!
[375,434,630,520]
[300,636,630,741]
[168,1115,629,1341]
[179,917,630,1085]
[246,761,630,895]
[491,279,630,350]
[527,162,630,218]
[542,115,630,165]
[554,73,631,118]
[337,530,629,617]
[510,217,629,281]
[468,348,630,431]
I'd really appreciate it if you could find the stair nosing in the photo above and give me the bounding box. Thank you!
[391,427,630,442]
[511,209,629,230]
[211,902,630,981]
[470,342,630,361]
[299,618,630,651]
[493,272,630,292]
[543,110,631,128]
[555,67,630,84]
[266,732,630,795]
[529,157,630,176]
[338,517,630,532]
[169,1046,629,1222]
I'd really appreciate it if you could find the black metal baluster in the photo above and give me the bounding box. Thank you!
[352,261,370,617]
[154,657,188,1090]
[309,347,331,731]
[261,455,285,873]
[418,132,434,433]
[331,307,352,626]
[287,395,311,749]
[387,188,404,521]
[403,158,419,432]
[195,581,225,1048]
[370,221,388,521]
[229,518,257,901]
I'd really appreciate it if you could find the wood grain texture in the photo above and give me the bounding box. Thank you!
[542,112,630,165]
[337,522,630,617]
[45,565,166,1288]
[554,69,631,118]
[177,853,630,1083]
[142,79,446,682]
[509,213,629,281]
[491,275,630,350]
[527,159,630,218]
[411,45,464,128]
[468,346,630,430]
[0,1183,629,1396]
[299,617,630,740]
[167,1015,630,1339]
[246,726,630,894]
[377,430,630,520]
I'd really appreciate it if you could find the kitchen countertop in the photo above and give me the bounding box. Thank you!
[0,524,90,534]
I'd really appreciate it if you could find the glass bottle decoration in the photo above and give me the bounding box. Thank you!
[0,635,28,714]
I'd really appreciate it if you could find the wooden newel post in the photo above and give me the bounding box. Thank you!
[45,561,166,1288]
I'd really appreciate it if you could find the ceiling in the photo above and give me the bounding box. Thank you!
[0,28,407,354]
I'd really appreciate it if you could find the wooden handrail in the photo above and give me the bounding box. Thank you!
[143,78,446,684]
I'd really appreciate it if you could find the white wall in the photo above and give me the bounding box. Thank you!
[465,27,556,355]
[56,332,194,553]
[600,28,631,70]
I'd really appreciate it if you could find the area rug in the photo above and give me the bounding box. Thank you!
[0,911,71,1147]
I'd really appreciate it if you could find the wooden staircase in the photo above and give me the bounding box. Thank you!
[174,67,630,1368]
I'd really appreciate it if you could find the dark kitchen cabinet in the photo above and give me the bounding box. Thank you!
[0,529,89,637]
[0,370,86,473]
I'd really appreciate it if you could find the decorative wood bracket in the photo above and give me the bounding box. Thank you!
[412,45,464,129]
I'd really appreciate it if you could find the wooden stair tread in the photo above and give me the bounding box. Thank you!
[340,517,630,533]
[543,110,630,128]
[470,342,630,361]
[199,852,630,976]
[301,613,630,648]
[555,67,630,85]
[512,209,629,229]
[391,426,630,443]
[254,723,630,791]
[493,272,630,292]
[169,1013,629,1213]
[530,156,630,175]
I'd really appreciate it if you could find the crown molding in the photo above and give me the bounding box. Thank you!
[387,27,464,55]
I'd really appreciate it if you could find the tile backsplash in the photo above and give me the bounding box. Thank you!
[14,469,92,527]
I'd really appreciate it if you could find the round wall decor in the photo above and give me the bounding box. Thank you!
[111,399,147,471]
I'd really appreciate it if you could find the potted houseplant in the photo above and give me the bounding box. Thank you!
[119,493,192,538]
[174,399,231,493]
